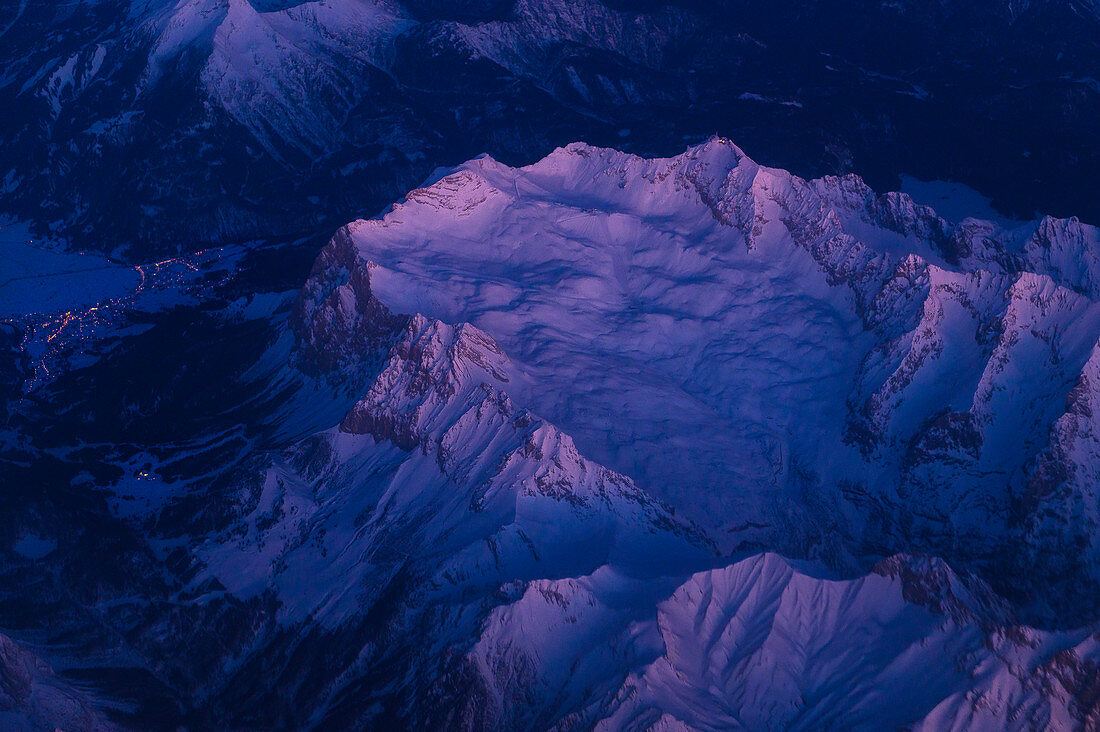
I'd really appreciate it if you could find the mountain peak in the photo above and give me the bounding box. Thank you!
[294,140,1100,620]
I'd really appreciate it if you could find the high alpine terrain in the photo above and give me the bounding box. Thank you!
[4,139,1100,729]
[4,1,1100,730]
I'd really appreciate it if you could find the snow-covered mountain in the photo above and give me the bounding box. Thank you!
[5,0,1100,727]
[6,137,1100,728]
[217,134,1100,725]
[156,134,1100,722]
[305,138,1100,622]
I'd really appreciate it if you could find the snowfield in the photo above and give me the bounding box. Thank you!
[0,223,138,319]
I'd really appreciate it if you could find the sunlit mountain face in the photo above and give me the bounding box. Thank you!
[3,2,1100,730]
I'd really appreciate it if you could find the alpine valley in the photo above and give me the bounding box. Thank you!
[3,2,1100,731]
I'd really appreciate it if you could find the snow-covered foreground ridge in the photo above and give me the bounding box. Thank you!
[228,137,1100,728]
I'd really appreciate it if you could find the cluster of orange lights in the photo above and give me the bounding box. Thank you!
[6,249,224,390]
